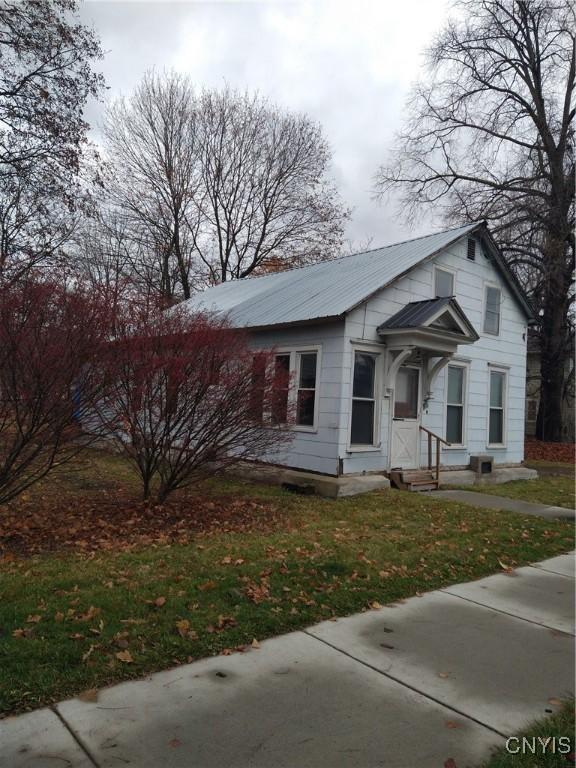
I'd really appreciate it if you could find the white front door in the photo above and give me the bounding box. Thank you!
[390,366,421,469]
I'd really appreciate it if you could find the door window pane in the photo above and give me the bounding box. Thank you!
[351,400,374,445]
[394,368,419,419]
[353,353,375,398]
[435,268,454,298]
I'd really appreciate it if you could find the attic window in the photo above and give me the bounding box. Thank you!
[467,238,476,261]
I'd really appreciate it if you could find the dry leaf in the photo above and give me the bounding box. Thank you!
[369,601,382,610]
[251,638,260,649]
[175,619,190,638]
[444,760,457,768]
[154,596,166,608]
[437,672,450,679]
[78,688,99,703]
[115,650,133,663]
[445,721,459,729]
[26,614,42,623]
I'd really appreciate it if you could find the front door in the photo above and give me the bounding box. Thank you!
[390,366,420,469]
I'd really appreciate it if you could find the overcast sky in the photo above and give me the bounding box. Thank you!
[80,0,450,250]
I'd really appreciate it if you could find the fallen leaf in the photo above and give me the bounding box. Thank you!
[547,697,563,706]
[444,759,457,768]
[26,614,42,624]
[175,619,191,638]
[54,611,64,622]
[369,601,382,610]
[168,738,181,748]
[251,638,260,649]
[437,672,450,679]
[154,596,166,608]
[78,688,99,702]
[115,650,133,663]
[445,721,459,729]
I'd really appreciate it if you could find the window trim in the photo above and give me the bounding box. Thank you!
[487,365,508,448]
[483,282,502,336]
[347,346,382,452]
[433,265,456,299]
[442,361,469,449]
[269,345,321,433]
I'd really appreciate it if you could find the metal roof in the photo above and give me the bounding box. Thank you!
[181,222,532,328]
[378,296,480,341]
[379,297,453,329]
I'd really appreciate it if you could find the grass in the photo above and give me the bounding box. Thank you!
[450,476,575,509]
[481,701,575,767]
[0,452,573,716]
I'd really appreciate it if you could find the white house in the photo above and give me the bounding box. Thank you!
[183,222,537,494]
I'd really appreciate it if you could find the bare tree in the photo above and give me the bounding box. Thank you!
[194,88,349,282]
[375,0,574,442]
[96,306,293,503]
[0,0,104,281]
[102,74,349,299]
[103,72,201,304]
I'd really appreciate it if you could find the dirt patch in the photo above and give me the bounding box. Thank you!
[0,491,288,558]
[525,439,575,464]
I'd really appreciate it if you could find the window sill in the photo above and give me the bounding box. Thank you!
[346,444,381,453]
[487,444,506,449]
[292,425,318,434]
[442,444,467,450]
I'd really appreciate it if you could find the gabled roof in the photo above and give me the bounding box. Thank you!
[378,297,480,343]
[182,221,533,328]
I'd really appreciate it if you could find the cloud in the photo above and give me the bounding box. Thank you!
[81,0,449,248]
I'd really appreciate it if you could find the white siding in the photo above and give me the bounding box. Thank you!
[341,237,529,473]
[249,321,345,476]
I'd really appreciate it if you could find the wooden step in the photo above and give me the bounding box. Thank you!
[389,469,439,492]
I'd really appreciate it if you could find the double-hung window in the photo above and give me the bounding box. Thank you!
[350,352,378,446]
[271,354,290,424]
[484,286,501,335]
[262,349,319,429]
[295,352,317,427]
[446,365,466,445]
[488,369,506,445]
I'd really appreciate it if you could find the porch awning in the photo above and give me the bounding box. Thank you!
[377,297,479,351]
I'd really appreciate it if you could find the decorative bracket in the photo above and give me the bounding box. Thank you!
[384,347,414,397]
[422,354,453,407]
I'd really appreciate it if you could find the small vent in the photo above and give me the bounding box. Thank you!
[467,238,476,261]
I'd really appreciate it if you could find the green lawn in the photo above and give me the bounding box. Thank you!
[481,701,575,768]
[0,453,573,716]
[452,476,575,509]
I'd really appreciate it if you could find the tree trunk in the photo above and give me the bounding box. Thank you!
[535,234,570,442]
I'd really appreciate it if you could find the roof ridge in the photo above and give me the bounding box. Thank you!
[232,221,483,285]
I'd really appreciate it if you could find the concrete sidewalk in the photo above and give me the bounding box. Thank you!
[433,488,575,520]
[1,553,574,768]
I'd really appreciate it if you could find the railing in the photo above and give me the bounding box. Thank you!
[419,425,451,482]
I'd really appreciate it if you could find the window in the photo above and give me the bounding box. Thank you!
[434,268,454,298]
[446,365,466,444]
[351,352,378,445]
[296,352,317,427]
[271,354,290,424]
[467,238,476,260]
[394,367,419,419]
[249,354,267,422]
[489,369,506,445]
[484,286,501,335]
